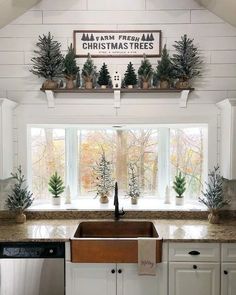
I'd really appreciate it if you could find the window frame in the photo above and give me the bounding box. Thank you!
[27,123,208,202]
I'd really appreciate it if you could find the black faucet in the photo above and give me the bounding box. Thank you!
[114,182,125,220]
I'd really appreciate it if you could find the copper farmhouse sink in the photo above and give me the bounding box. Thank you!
[70,221,162,263]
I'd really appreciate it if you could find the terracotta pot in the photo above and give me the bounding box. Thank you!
[100,85,107,89]
[142,81,149,90]
[99,195,109,204]
[175,79,190,89]
[160,80,170,89]
[15,212,26,224]
[52,197,61,205]
[66,78,75,89]
[208,210,220,224]
[85,81,93,89]
[127,85,133,89]
[131,197,138,205]
[176,196,184,206]
[42,80,58,90]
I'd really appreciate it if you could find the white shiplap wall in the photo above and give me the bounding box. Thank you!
[0,0,235,103]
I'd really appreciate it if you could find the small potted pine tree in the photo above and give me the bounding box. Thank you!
[124,62,138,89]
[172,34,202,89]
[63,43,79,89]
[138,55,153,89]
[48,172,65,205]
[173,172,186,206]
[97,63,111,89]
[155,44,174,89]
[82,54,97,89]
[93,150,114,204]
[199,166,230,224]
[30,32,64,90]
[6,166,34,223]
[127,163,141,205]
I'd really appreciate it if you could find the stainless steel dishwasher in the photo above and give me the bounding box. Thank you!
[0,242,65,295]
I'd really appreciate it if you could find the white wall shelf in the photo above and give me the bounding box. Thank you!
[42,88,194,109]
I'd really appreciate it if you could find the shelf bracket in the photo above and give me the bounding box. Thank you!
[45,90,55,108]
[179,90,190,108]
[114,90,121,108]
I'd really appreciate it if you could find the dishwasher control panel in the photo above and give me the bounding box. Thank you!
[0,242,65,258]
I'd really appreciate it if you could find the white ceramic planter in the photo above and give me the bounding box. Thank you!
[52,197,61,206]
[175,197,184,206]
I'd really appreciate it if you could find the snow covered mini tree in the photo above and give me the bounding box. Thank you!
[138,55,153,89]
[127,163,141,205]
[155,44,174,89]
[6,166,34,223]
[172,34,202,89]
[30,32,64,90]
[93,150,114,204]
[199,166,230,224]
[63,43,79,89]
[97,63,111,88]
[124,62,138,88]
[82,54,97,89]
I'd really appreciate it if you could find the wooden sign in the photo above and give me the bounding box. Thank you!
[73,30,162,58]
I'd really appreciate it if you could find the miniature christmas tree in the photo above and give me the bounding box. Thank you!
[82,54,97,88]
[63,43,79,80]
[124,62,137,87]
[30,32,63,89]
[93,150,114,203]
[48,172,65,198]
[6,166,34,212]
[97,63,111,87]
[199,166,230,210]
[155,44,174,85]
[138,55,153,88]
[127,163,141,204]
[173,172,186,198]
[172,34,202,82]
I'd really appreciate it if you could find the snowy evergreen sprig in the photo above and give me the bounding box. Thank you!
[48,172,65,198]
[6,166,34,212]
[127,163,141,199]
[172,34,202,81]
[93,150,114,197]
[199,166,230,210]
[30,32,64,80]
[173,172,186,198]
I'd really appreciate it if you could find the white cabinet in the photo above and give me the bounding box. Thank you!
[66,262,116,295]
[169,243,220,295]
[66,262,167,295]
[221,243,236,295]
[169,262,220,295]
[217,98,236,180]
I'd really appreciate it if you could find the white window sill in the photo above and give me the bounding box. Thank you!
[29,198,206,212]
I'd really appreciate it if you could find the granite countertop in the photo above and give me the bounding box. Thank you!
[0,219,236,243]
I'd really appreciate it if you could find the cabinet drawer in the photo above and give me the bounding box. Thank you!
[222,243,236,262]
[169,243,220,262]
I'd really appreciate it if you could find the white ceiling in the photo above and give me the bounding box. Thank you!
[195,0,236,27]
[0,0,235,29]
[0,0,40,28]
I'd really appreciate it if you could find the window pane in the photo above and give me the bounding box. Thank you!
[78,128,159,197]
[170,127,206,199]
[31,128,65,200]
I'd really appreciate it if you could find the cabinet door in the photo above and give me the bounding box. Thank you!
[66,262,116,295]
[117,263,167,295]
[221,263,236,295]
[169,262,220,295]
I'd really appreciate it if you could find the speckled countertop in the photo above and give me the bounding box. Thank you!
[0,219,236,243]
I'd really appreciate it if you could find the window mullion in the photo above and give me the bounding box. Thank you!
[65,128,78,199]
[157,128,170,198]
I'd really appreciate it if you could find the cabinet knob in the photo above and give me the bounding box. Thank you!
[118,269,122,274]
[188,250,200,256]
[193,265,197,270]
[224,270,228,275]
[111,269,116,274]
